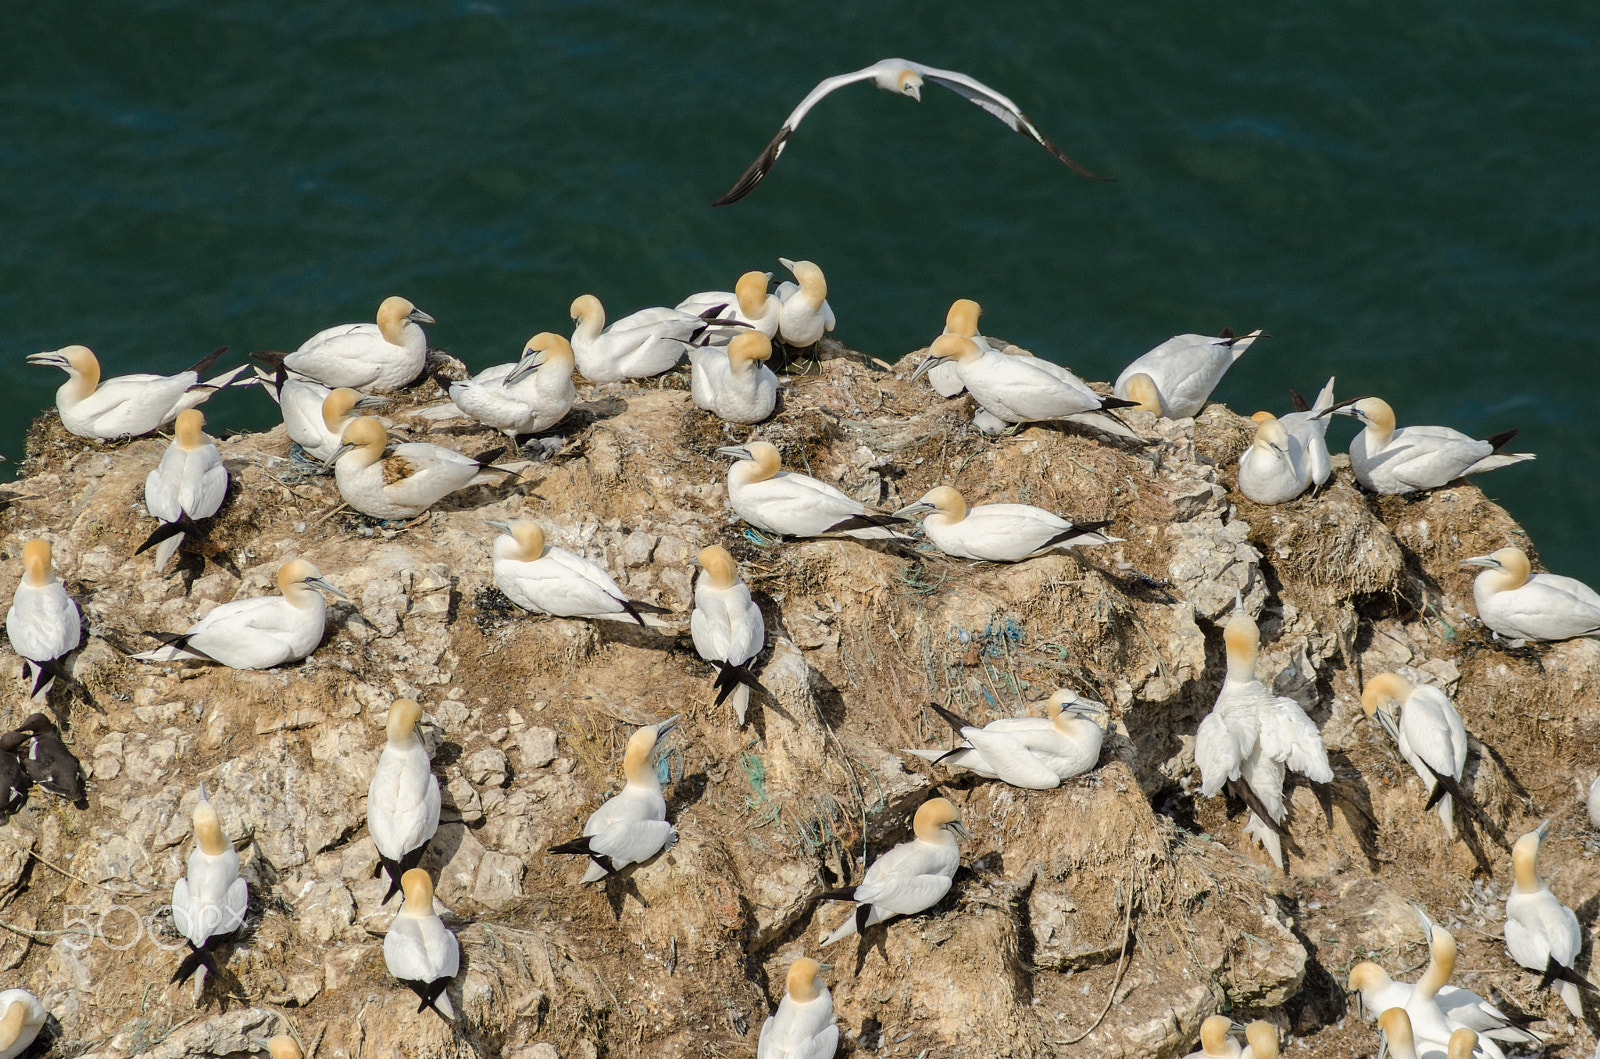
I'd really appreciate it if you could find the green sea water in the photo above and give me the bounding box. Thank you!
[2,3,1595,578]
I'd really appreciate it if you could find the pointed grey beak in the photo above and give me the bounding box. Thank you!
[25,351,67,369]
[948,820,973,840]
[1460,555,1501,569]
[1536,818,1551,840]
[487,520,513,534]
[354,394,390,410]
[1410,902,1434,941]
[654,714,682,738]
[197,781,210,803]
[715,445,754,461]
[408,308,436,325]
[910,355,940,383]
[815,961,833,973]
[322,441,356,471]
[505,349,548,385]
[305,575,349,601]
[1374,708,1402,745]
[893,501,936,518]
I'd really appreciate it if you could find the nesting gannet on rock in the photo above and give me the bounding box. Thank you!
[0,733,27,816]
[894,485,1120,562]
[924,298,1003,398]
[1361,674,1469,839]
[0,989,46,1059]
[1238,1021,1277,1059]
[677,270,782,339]
[448,332,577,438]
[139,409,228,569]
[1321,397,1534,494]
[1401,911,1510,1059]
[712,58,1103,206]
[821,796,969,945]
[329,417,516,520]
[691,546,766,724]
[1237,416,1312,506]
[758,957,837,1059]
[568,294,703,383]
[1276,377,1337,487]
[1462,546,1600,643]
[7,713,85,804]
[6,538,81,698]
[1347,960,1538,1048]
[772,260,836,348]
[369,698,441,904]
[689,330,779,424]
[132,558,346,669]
[549,716,680,882]
[1194,599,1332,868]
[718,441,910,540]
[265,296,433,392]
[384,868,459,1019]
[907,691,1106,789]
[490,519,671,627]
[27,344,246,439]
[1113,329,1262,420]
[171,783,248,992]
[257,375,388,463]
[1182,1015,1241,1059]
[1505,820,1585,1017]
[915,334,1142,441]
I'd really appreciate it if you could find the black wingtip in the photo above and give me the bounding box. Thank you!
[1099,396,1143,411]
[1288,388,1311,413]
[711,127,792,207]
[185,345,230,377]
[1484,427,1521,451]
[136,518,196,555]
[928,701,976,735]
[711,661,766,706]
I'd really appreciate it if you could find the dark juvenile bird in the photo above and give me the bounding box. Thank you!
[9,713,85,804]
[0,731,29,815]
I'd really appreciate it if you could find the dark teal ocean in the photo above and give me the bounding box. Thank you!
[3,3,1595,578]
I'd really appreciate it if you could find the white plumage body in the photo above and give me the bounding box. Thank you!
[1350,424,1526,495]
[571,304,700,383]
[334,441,495,520]
[774,279,835,347]
[1505,886,1583,1016]
[691,574,765,723]
[59,366,245,439]
[1113,330,1260,419]
[758,985,838,1059]
[908,714,1103,789]
[919,502,1114,562]
[578,781,675,884]
[144,430,228,567]
[0,988,47,1059]
[1395,684,1469,838]
[384,905,460,1017]
[132,589,328,670]
[726,464,902,540]
[6,577,80,686]
[368,741,441,863]
[287,320,427,392]
[1474,571,1600,642]
[689,345,779,424]
[494,539,649,624]
[822,834,959,944]
[449,356,575,438]
[172,841,247,949]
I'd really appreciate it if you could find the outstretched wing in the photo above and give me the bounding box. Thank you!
[916,64,1106,180]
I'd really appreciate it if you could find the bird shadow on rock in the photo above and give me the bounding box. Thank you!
[1277,901,1352,1032]
[600,868,654,920]
[666,770,711,819]
[594,621,680,653]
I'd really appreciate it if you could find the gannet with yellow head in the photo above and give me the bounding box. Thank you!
[1347,952,1540,1048]
[139,409,229,569]
[1321,396,1534,494]
[1402,908,1512,1059]
[1505,820,1584,1017]
[253,372,389,463]
[450,332,577,438]
[549,716,681,883]
[1361,673,1469,839]
[908,689,1107,789]
[384,868,459,1019]
[895,484,1121,562]
[758,957,838,1059]
[1181,1014,1241,1059]
[27,343,246,439]
[923,298,1004,398]
[717,441,911,540]
[171,783,248,992]
[1113,329,1263,420]
[821,795,970,945]
[0,989,46,1059]
[567,293,703,383]
[772,259,836,347]
[5,538,81,698]
[369,698,442,904]
[691,546,766,724]
[328,416,517,520]
[271,295,433,392]
[689,330,778,424]
[677,270,782,339]
[490,519,673,627]
[1378,1009,1421,1059]
[1238,1021,1277,1059]
[1462,546,1600,643]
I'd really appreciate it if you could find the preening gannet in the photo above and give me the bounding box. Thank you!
[1361,673,1469,839]
[1505,820,1585,1017]
[329,417,516,520]
[1182,1014,1241,1059]
[691,546,766,724]
[1194,598,1332,868]
[689,330,779,424]
[1238,1021,1278,1059]
[1462,546,1600,642]
[171,783,248,990]
[140,409,228,569]
[1348,960,1539,1048]
[712,57,1103,206]
[758,957,838,1059]
[1322,397,1534,495]
[772,260,836,348]
[568,294,703,383]
[267,296,433,392]
[384,868,459,1019]
[6,538,81,698]
[894,485,1121,562]
[256,374,388,463]
[27,344,246,439]
[1114,329,1263,420]
[132,558,346,669]
[490,519,672,627]
[821,796,969,945]
[369,698,441,904]
[549,716,681,882]
[677,270,782,339]
[0,989,46,1059]
[718,441,910,540]
[7,713,85,804]
[448,332,577,438]
[907,691,1106,789]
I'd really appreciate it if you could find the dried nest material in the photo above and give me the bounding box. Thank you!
[1238,480,1406,598]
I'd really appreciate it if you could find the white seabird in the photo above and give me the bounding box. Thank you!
[6,538,81,698]
[329,416,516,520]
[1321,396,1534,495]
[140,409,228,569]
[27,344,246,440]
[906,690,1106,789]
[1361,673,1469,839]
[691,546,766,724]
[1379,1009,1424,1059]
[1114,329,1263,420]
[1402,910,1510,1059]
[1181,1015,1241,1059]
[677,270,782,340]
[1462,546,1600,643]
[256,374,388,462]
[549,716,680,883]
[758,957,838,1059]
[1238,1022,1277,1059]
[448,332,577,438]
[269,296,433,392]
[894,485,1121,562]
[132,558,346,669]
[490,519,671,627]
[821,796,969,945]
[718,441,910,540]
[171,783,248,992]
[568,294,703,383]
[772,259,836,348]
[1237,416,1311,506]
[924,297,1010,398]
[712,57,1103,206]
[689,330,778,424]
[384,868,459,1019]
[0,989,46,1059]
[1276,377,1337,488]
[1347,960,1539,1049]
[369,698,441,904]
[1505,820,1585,1017]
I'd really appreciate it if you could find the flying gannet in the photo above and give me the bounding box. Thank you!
[1505,820,1585,1017]
[549,716,681,883]
[27,344,246,440]
[821,796,969,945]
[490,519,671,627]
[677,270,782,340]
[758,957,838,1059]
[568,294,704,383]
[1181,1015,1242,1059]
[689,330,778,424]
[139,409,228,569]
[259,296,433,392]
[328,417,517,520]
[255,374,388,463]
[132,558,347,669]
[1320,396,1533,495]
[7,713,85,804]
[772,260,836,348]
[691,546,766,724]
[369,698,441,904]
[6,538,81,698]
[171,783,249,994]
[1462,546,1600,643]
[712,58,1103,206]
[718,441,910,540]
[448,332,577,439]
[0,989,46,1059]
[907,691,1106,789]
[894,485,1121,562]
[1361,673,1469,840]
[1114,329,1263,420]
[384,868,459,1019]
